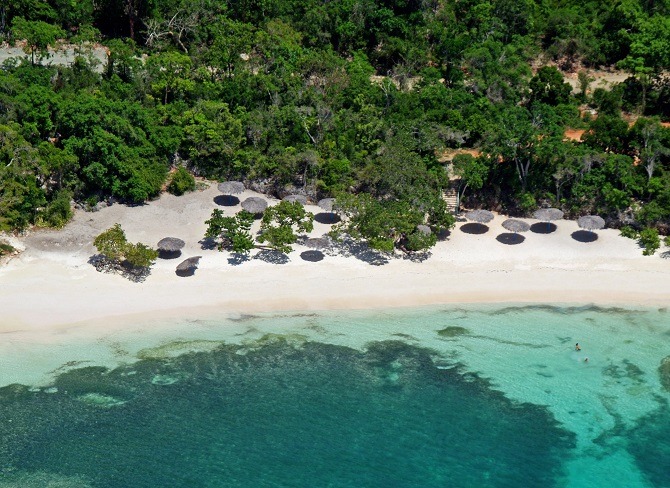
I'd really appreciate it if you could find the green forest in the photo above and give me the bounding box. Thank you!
[1,0,670,247]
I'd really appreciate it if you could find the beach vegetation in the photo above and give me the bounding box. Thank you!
[258,201,314,254]
[93,224,158,277]
[0,242,16,257]
[638,228,660,256]
[204,209,255,254]
[167,167,196,196]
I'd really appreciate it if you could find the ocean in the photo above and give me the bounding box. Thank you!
[0,304,668,487]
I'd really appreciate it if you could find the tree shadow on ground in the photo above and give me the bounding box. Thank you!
[330,236,390,266]
[437,229,451,241]
[88,254,150,282]
[199,237,218,250]
[460,223,489,234]
[496,233,525,245]
[401,250,432,263]
[301,250,325,262]
[254,249,290,264]
[228,253,250,266]
[530,222,558,234]
[158,250,182,260]
[213,195,240,207]
[660,251,670,259]
[571,230,598,243]
[314,212,341,224]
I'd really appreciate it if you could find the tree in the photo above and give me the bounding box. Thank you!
[452,153,488,212]
[145,51,194,104]
[11,17,64,66]
[93,223,158,274]
[629,117,670,181]
[529,66,572,106]
[204,209,255,254]
[258,201,314,253]
[167,166,195,195]
[332,193,437,253]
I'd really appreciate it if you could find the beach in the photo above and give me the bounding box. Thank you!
[1,181,668,334]
[2,186,670,487]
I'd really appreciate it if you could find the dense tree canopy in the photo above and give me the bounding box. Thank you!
[0,0,669,248]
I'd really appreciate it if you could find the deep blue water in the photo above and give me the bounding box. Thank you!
[0,305,669,487]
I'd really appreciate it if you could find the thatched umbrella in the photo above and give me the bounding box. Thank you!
[532,208,564,234]
[303,237,331,249]
[157,237,185,259]
[465,209,494,223]
[578,215,605,231]
[176,256,201,277]
[283,194,308,205]
[502,219,530,233]
[417,224,432,235]
[498,218,530,245]
[241,197,268,215]
[462,209,494,234]
[315,197,340,224]
[533,208,564,222]
[217,181,245,195]
[318,198,336,212]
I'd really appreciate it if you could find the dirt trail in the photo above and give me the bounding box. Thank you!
[0,43,108,72]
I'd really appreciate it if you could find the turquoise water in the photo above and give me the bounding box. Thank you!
[0,305,669,487]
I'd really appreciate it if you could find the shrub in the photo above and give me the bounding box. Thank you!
[167,167,196,196]
[639,228,660,256]
[619,226,638,239]
[0,243,16,257]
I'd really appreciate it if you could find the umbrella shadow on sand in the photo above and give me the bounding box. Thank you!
[460,223,489,234]
[571,230,598,243]
[314,212,341,224]
[530,222,557,234]
[213,195,240,207]
[496,233,526,245]
[300,250,325,262]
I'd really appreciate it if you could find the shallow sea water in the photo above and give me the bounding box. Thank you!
[0,304,668,487]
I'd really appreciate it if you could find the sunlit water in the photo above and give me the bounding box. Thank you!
[1,305,668,487]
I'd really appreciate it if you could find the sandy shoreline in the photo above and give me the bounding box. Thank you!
[1,181,669,334]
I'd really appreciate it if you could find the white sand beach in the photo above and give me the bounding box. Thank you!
[1,181,669,335]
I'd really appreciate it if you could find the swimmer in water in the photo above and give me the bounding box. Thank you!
[575,343,581,351]
[584,357,589,363]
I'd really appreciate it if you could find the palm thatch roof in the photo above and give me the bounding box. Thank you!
[241,197,268,214]
[465,209,494,223]
[283,194,308,205]
[157,237,185,252]
[502,219,530,233]
[176,256,202,277]
[217,181,245,194]
[533,208,564,222]
[318,198,336,212]
[578,215,605,231]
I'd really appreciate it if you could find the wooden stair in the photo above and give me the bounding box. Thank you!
[443,188,459,213]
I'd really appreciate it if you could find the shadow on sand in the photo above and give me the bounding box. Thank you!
[460,223,489,235]
[496,233,525,245]
[254,249,290,264]
[530,222,558,234]
[300,250,325,262]
[213,195,240,207]
[571,230,598,243]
